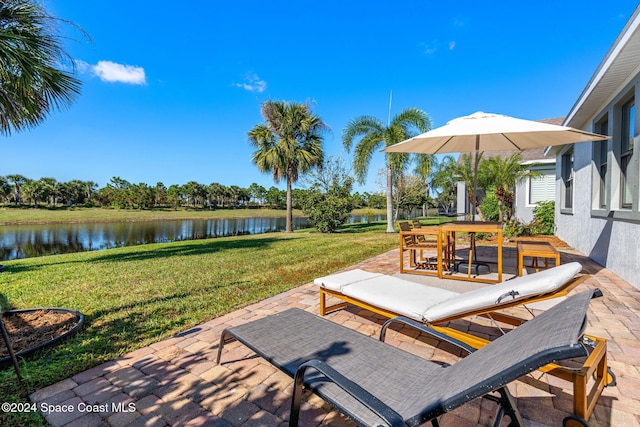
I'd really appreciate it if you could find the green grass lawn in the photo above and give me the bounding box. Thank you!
[0,220,402,425]
[0,206,386,224]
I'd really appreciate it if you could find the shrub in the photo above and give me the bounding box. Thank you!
[300,190,353,233]
[479,192,499,222]
[301,156,356,233]
[503,220,525,240]
[531,201,555,235]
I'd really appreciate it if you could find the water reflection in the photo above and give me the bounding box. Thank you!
[0,215,384,260]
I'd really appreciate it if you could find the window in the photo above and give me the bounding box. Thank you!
[589,84,639,221]
[596,117,609,208]
[620,98,635,208]
[528,168,555,205]
[562,148,574,210]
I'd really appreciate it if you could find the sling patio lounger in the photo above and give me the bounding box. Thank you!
[217,290,598,427]
[314,262,613,425]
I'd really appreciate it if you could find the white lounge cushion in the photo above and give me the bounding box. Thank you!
[422,262,582,323]
[341,276,459,321]
[314,269,384,292]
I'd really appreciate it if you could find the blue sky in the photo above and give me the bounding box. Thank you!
[3,1,638,193]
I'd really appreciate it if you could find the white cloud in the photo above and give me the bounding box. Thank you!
[73,59,91,73]
[421,40,456,55]
[91,61,146,85]
[423,41,438,55]
[234,73,266,93]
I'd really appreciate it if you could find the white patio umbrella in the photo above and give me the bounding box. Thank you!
[382,111,610,221]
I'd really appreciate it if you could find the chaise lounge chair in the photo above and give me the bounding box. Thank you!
[316,262,585,326]
[314,263,611,425]
[217,290,598,427]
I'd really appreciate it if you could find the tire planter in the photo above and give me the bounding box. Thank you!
[0,308,84,369]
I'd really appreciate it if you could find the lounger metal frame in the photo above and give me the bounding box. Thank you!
[318,274,609,423]
[217,292,597,427]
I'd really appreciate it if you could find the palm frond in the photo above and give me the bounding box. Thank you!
[0,0,82,135]
[414,154,436,179]
[341,116,384,151]
[352,132,384,184]
[391,108,432,135]
[248,100,326,186]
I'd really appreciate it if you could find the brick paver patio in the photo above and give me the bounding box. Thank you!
[30,247,640,426]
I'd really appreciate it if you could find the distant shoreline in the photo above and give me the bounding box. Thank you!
[0,207,385,226]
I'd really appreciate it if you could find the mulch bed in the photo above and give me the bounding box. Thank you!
[0,310,79,358]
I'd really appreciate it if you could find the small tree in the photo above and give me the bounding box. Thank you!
[431,155,459,215]
[392,173,426,219]
[301,157,354,233]
[480,153,540,222]
[414,154,436,216]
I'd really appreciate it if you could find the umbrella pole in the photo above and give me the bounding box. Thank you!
[471,136,480,262]
[472,135,479,223]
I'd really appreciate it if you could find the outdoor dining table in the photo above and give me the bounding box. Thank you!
[398,221,503,284]
[440,221,503,284]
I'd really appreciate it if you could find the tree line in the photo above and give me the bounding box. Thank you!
[0,174,388,211]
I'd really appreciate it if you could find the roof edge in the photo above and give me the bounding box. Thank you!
[564,5,640,126]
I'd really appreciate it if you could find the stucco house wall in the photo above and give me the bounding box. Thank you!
[555,138,640,288]
[552,5,640,289]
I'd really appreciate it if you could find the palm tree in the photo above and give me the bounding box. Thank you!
[207,182,225,208]
[414,154,436,216]
[6,174,26,205]
[248,100,327,232]
[167,184,183,209]
[457,153,486,220]
[154,182,167,207]
[430,155,461,216]
[0,0,82,135]
[342,108,431,233]
[38,177,58,205]
[0,176,11,203]
[480,153,540,222]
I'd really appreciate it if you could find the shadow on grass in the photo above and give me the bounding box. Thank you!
[333,222,388,233]
[3,235,293,273]
[4,222,392,273]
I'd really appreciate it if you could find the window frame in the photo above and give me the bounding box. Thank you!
[593,116,609,210]
[620,97,635,209]
[561,147,574,213]
[589,81,639,222]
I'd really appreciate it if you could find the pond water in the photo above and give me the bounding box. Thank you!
[0,215,384,260]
